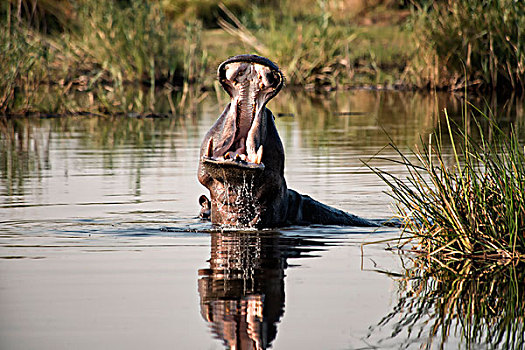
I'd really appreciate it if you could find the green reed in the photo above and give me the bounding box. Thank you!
[0,23,50,113]
[409,0,525,92]
[371,105,525,262]
[62,0,181,87]
[1,0,210,115]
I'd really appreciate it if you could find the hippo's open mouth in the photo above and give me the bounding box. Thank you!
[202,55,283,171]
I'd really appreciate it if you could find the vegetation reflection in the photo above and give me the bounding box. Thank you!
[2,91,523,200]
[369,257,524,349]
[0,115,196,199]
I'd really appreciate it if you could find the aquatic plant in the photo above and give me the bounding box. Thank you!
[408,0,525,92]
[369,258,524,349]
[370,105,525,262]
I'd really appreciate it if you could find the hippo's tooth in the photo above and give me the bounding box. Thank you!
[240,154,247,161]
[255,145,263,164]
[206,138,214,158]
[225,152,231,159]
[235,153,241,161]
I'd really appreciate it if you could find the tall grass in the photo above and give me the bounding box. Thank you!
[409,0,525,92]
[2,0,185,86]
[3,0,523,115]
[371,105,525,262]
[0,0,211,115]
[59,0,182,86]
[0,24,50,113]
[162,0,267,27]
[218,2,357,87]
[216,1,415,88]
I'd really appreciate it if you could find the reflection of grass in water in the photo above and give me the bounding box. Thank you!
[0,118,47,197]
[369,258,524,349]
[370,104,525,262]
[273,90,448,153]
[0,115,191,197]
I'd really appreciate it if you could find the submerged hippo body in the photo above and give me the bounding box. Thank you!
[198,54,376,228]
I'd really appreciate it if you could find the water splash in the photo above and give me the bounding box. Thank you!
[215,171,261,228]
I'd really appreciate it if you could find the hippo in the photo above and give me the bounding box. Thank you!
[198,54,376,228]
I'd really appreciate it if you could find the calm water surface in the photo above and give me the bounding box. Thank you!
[1,90,524,349]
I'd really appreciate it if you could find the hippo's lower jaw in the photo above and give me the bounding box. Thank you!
[198,55,377,228]
[200,152,286,228]
[200,156,268,227]
[201,156,265,181]
[202,136,265,170]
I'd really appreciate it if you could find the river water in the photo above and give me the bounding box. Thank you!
[1,90,524,349]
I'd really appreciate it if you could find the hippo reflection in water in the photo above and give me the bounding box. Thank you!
[198,232,286,349]
[198,54,376,228]
[198,231,328,349]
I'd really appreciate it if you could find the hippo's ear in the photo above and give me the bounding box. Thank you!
[199,195,210,209]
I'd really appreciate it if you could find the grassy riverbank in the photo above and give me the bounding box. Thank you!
[1,0,207,114]
[409,0,525,92]
[1,0,524,115]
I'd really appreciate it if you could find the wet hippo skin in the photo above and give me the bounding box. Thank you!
[198,54,376,228]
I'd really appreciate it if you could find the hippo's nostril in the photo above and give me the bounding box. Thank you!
[266,72,276,87]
